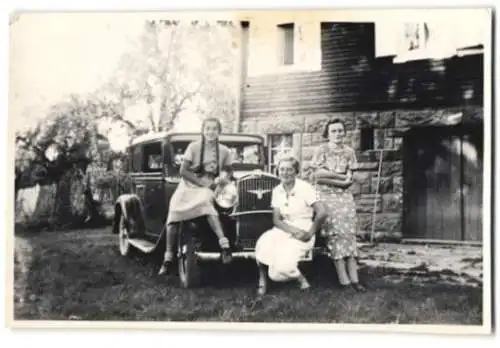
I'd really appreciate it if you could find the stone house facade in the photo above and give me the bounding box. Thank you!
[236,16,485,242]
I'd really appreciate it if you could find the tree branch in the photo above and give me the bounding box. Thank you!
[147,107,157,132]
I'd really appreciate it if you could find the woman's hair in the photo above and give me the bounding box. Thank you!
[322,118,347,139]
[201,117,222,134]
[197,117,222,176]
[275,154,300,175]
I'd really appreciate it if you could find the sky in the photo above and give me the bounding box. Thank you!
[10,13,145,132]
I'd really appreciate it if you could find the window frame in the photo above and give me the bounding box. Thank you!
[267,133,294,173]
[142,141,164,173]
[131,145,142,173]
[403,22,430,52]
[277,23,295,66]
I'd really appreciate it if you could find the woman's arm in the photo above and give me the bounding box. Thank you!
[178,142,211,187]
[309,201,328,234]
[311,145,348,181]
[272,208,304,236]
[314,169,349,181]
[292,202,329,243]
[316,172,353,188]
[314,148,357,188]
[180,159,211,187]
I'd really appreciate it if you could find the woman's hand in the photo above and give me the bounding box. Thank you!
[199,176,214,188]
[216,176,230,186]
[345,170,353,184]
[291,228,313,242]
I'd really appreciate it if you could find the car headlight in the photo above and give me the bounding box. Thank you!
[214,181,238,209]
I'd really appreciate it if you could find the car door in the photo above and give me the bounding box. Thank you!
[130,144,146,203]
[141,141,167,238]
[163,140,186,223]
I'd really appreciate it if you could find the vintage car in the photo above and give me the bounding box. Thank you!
[111,131,320,288]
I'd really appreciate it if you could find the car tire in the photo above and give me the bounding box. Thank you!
[118,214,133,257]
[177,223,201,288]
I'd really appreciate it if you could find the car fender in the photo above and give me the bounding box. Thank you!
[112,194,146,235]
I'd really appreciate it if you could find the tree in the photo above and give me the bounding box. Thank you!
[14,19,241,228]
[102,20,239,133]
[14,94,121,227]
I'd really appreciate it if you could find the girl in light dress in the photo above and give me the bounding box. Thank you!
[158,118,234,275]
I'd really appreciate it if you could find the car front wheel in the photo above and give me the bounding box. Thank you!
[177,223,201,288]
[118,214,132,256]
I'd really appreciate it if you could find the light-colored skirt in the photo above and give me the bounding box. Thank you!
[255,222,315,282]
[166,180,218,225]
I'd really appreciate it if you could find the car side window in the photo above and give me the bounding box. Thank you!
[143,142,163,173]
[171,142,189,168]
[131,146,142,173]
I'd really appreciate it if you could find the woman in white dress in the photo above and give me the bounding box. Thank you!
[255,155,327,295]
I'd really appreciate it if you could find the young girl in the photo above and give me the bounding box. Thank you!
[158,117,233,275]
[312,119,367,292]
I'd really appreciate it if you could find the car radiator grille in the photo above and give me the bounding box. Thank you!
[234,174,280,213]
[237,213,274,249]
[233,173,280,249]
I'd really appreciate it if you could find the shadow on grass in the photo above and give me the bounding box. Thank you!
[13,230,483,324]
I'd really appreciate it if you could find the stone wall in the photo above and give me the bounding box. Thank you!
[240,105,482,241]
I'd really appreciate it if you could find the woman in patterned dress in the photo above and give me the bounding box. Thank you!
[158,117,233,275]
[312,119,366,292]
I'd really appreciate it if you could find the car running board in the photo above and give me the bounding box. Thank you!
[128,238,156,253]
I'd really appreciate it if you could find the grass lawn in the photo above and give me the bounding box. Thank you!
[13,228,483,324]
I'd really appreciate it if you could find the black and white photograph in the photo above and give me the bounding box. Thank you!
[6,8,493,333]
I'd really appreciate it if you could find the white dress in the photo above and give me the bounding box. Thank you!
[255,179,319,282]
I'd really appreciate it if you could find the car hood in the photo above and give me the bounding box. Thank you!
[232,169,269,179]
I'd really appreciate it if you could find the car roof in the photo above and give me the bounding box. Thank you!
[129,131,264,147]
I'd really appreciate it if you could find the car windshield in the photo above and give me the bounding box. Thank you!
[171,141,263,166]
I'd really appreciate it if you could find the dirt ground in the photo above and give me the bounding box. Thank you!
[358,242,483,288]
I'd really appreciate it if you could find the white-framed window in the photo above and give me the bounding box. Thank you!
[268,134,294,173]
[247,20,321,77]
[277,23,295,66]
[403,22,430,52]
[142,142,163,173]
[393,21,457,63]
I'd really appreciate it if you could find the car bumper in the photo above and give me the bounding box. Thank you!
[196,251,256,260]
[195,249,320,262]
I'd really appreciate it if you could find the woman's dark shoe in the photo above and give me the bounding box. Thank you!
[338,282,351,290]
[351,282,367,292]
[158,260,173,276]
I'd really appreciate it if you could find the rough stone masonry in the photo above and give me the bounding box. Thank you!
[240,105,482,241]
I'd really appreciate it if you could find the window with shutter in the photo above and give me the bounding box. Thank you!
[267,134,294,173]
[277,23,295,66]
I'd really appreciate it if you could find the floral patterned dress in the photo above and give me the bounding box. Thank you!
[312,143,359,260]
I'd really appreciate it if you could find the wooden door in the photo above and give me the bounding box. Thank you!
[461,128,483,241]
[403,125,483,242]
